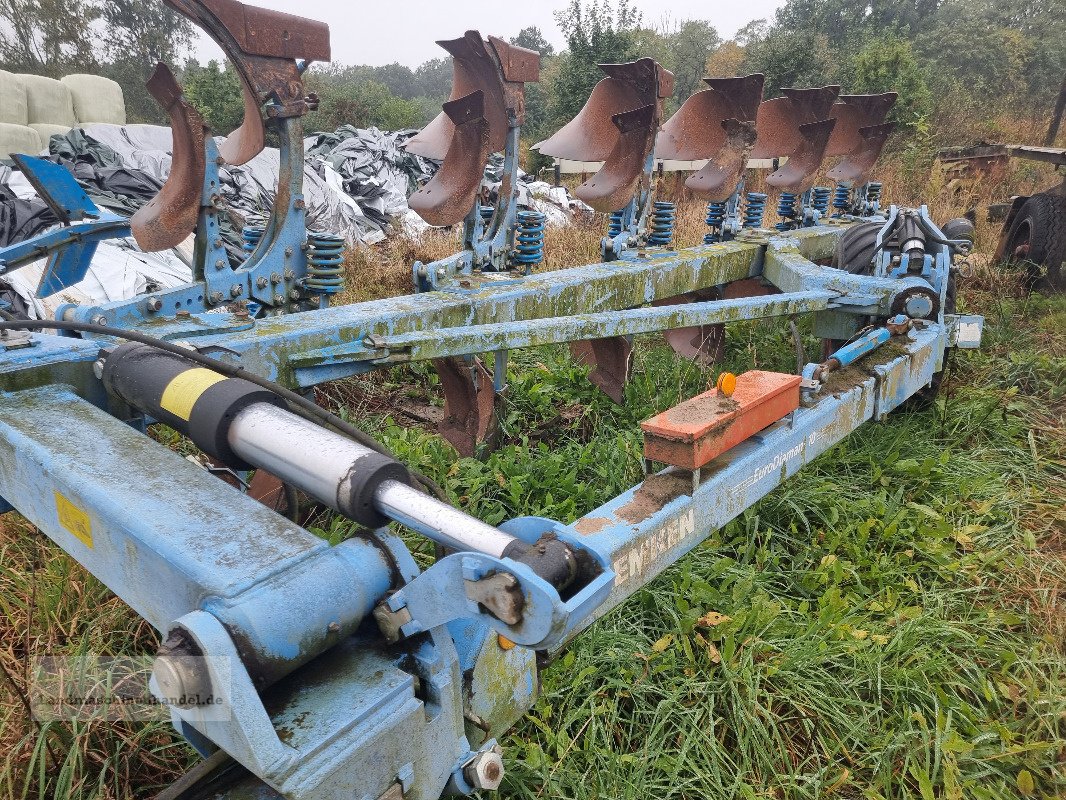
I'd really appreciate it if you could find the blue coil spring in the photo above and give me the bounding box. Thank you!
[647,201,675,246]
[704,200,726,243]
[775,192,797,231]
[607,209,625,237]
[306,233,345,294]
[833,183,852,212]
[866,182,883,203]
[742,192,767,228]
[242,225,264,254]
[811,186,831,215]
[513,210,545,267]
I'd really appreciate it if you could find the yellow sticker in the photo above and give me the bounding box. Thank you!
[160,368,226,421]
[55,492,92,548]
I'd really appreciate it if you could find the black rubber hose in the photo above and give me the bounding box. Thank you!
[0,315,448,503]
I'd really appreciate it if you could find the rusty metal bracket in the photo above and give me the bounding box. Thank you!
[405,33,538,229]
[659,74,764,200]
[569,336,632,403]
[434,355,500,456]
[131,64,207,252]
[164,0,330,165]
[536,59,674,213]
[766,118,837,193]
[825,93,897,184]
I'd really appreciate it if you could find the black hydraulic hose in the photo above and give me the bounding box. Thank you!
[0,315,449,503]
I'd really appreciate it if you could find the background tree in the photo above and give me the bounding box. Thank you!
[549,0,642,126]
[101,0,195,123]
[664,19,720,100]
[511,27,554,58]
[181,60,243,134]
[0,0,99,76]
[848,37,932,125]
[742,27,837,95]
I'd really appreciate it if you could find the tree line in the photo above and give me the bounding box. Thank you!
[1,0,1062,149]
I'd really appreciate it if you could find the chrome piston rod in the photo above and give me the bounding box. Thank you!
[227,402,519,558]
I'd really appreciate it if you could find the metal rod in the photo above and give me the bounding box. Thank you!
[227,403,518,557]
[373,479,514,558]
[366,291,835,364]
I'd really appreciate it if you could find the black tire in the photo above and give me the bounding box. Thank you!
[832,221,882,274]
[941,217,975,246]
[1003,193,1065,293]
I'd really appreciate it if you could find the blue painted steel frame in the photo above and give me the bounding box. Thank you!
[0,198,982,799]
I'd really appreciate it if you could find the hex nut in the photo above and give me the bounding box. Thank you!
[464,750,504,791]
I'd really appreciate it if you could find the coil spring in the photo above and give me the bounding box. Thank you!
[306,232,345,294]
[833,183,852,212]
[242,225,264,254]
[704,200,725,243]
[811,186,831,215]
[607,209,625,237]
[513,210,545,267]
[775,192,797,231]
[647,201,676,246]
[742,192,767,228]
[866,182,883,203]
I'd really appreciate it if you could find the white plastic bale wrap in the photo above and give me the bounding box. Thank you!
[19,74,76,128]
[29,123,75,143]
[61,75,126,125]
[0,70,29,126]
[0,123,42,161]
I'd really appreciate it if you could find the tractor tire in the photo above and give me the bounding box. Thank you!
[831,221,882,274]
[1003,193,1066,293]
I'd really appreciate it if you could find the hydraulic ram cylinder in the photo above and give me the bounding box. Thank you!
[226,403,520,557]
[100,343,524,558]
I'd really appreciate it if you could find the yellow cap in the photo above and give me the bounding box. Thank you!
[497,635,516,651]
[716,372,737,397]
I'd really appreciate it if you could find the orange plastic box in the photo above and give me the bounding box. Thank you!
[641,370,801,470]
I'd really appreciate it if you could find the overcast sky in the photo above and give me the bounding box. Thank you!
[194,0,784,68]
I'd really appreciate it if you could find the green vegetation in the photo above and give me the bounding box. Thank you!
[3,267,1062,799]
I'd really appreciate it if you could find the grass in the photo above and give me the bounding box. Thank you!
[1,144,1065,798]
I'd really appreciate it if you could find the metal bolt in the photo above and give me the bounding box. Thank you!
[270,272,282,284]
[284,247,293,257]
[274,294,286,304]
[152,631,211,710]
[209,292,224,304]
[256,276,268,289]
[146,297,162,312]
[215,259,226,270]
[464,748,504,791]
[90,315,107,325]
[230,284,243,298]
[213,238,223,249]
[328,621,340,633]
[283,269,294,280]
[289,288,300,300]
